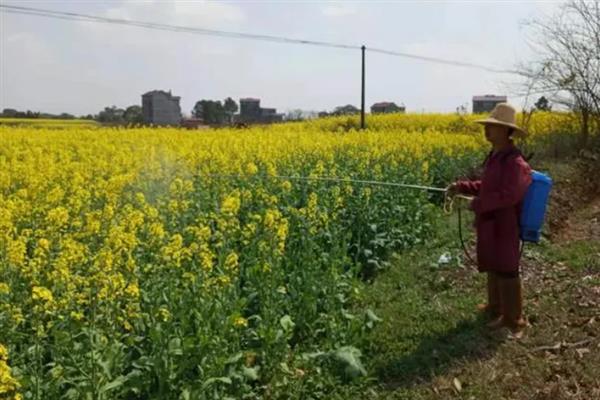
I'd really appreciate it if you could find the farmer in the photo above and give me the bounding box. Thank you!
[448,103,532,339]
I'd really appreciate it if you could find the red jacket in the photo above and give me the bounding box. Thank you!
[456,145,532,273]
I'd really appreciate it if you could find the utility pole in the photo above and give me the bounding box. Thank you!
[361,45,366,130]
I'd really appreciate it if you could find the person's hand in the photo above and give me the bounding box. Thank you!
[446,182,459,196]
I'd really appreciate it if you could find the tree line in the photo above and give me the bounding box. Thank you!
[0,108,92,120]
[2,101,373,125]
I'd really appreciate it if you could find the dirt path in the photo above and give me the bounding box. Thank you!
[545,156,600,242]
[555,196,600,243]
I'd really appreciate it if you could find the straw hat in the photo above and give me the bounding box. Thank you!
[475,103,527,138]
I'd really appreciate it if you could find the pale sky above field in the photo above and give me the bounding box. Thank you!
[0,0,563,116]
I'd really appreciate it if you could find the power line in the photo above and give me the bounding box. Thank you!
[368,48,518,74]
[0,4,359,51]
[0,3,518,75]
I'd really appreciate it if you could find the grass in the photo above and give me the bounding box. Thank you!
[333,210,506,398]
[336,236,600,399]
[541,239,600,271]
[333,158,600,398]
[361,214,488,386]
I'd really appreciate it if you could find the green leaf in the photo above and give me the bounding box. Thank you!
[242,366,260,381]
[332,346,367,379]
[202,376,232,388]
[97,359,112,380]
[279,315,295,332]
[365,309,382,329]
[366,309,382,323]
[225,352,243,365]
[64,388,79,400]
[342,310,355,320]
[168,338,183,356]
[301,350,326,360]
[99,375,128,394]
[279,362,292,375]
[179,388,191,400]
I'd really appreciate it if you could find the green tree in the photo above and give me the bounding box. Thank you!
[192,100,226,124]
[286,109,304,121]
[97,106,125,123]
[123,105,143,124]
[534,96,552,111]
[333,105,359,116]
[223,97,238,124]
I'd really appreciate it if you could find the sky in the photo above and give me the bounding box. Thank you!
[0,0,563,116]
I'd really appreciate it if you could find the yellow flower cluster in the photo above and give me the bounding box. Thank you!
[0,344,20,398]
[233,316,248,328]
[0,111,577,395]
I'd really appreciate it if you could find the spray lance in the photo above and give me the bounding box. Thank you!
[204,171,552,265]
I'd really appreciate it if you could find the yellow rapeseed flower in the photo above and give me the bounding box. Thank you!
[233,316,248,328]
[245,162,259,175]
[221,191,241,216]
[0,344,20,395]
[46,206,69,228]
[224,252,239,271]
[31,286,54,303]
[0,283,9,295]
[157,306,172,322]
[124,283,140,298]
[0,112,574,393]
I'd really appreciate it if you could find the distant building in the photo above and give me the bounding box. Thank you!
[141,90,182,125]
[239,98,261,122]
[260,108,284,123]
[371,102,406,114]
[472,95,507,113]
[238,98,283,123]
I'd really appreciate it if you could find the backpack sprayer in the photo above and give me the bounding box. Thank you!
[519,171,553,243]
[206,170,553,261]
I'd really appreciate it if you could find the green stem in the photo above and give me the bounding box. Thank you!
[90,286,98,400]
